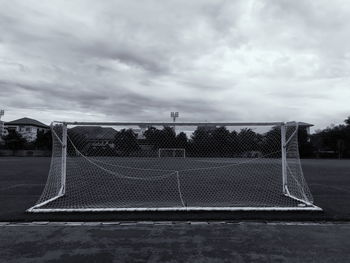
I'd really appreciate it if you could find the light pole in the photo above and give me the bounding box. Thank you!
[171,112,179,123]
[170,112,179,134]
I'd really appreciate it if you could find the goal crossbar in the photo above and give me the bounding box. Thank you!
[54,121,313,127]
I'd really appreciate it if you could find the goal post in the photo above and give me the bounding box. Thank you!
[281,123,287,195]
[159,148,186,158]
[60,123,67,196]
[27,121,322,212]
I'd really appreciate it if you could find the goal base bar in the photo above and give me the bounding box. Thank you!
[27,206,322,213]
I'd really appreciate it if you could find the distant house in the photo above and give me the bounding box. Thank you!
[131,127,146,139]
[70,126,118,155]
[5,117,49,142]
[69,126,156,156]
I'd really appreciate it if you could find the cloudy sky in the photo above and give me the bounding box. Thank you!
[0,0,349,130]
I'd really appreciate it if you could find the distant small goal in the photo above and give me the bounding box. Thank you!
[27,121,322,212]
[159,148,185,158]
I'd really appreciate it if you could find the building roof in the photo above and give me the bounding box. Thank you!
[70,126,117,140]
[5,117,49,128]
[285,121,313,127]
[297,122,314,127]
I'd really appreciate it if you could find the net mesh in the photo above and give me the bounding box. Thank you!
[30,122,316,211]
[159,148,185,158]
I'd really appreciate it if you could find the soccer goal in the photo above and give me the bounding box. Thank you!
[159,148,185,158]
[27,121,321,212]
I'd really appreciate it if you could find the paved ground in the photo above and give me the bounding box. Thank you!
[1,222,349,262]
[0,157,349,221]
[0,157,349,262]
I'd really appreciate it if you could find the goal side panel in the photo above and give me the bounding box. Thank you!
[285,124,314,204]
[30,124,64,209]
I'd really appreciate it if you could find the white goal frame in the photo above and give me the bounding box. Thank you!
[27,121,322,212]
[158,148,186,158]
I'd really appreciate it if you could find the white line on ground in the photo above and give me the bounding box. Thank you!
[0,221,349,227]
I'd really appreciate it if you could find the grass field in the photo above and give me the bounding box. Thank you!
[0,157,349,221]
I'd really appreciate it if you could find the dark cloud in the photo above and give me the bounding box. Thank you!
[0,0,349,129]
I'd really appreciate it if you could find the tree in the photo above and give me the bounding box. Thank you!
[211,126,231,157]
[311,117,350,158]
[144,126,179,149]
[176,132,188,148]
[298,127,314,158]
[159,126,177,148]
[189,127,212,157]
[3,130,27,151]
[228,130,239,156]
[345,116,350,126]
[237,128,261,153]
[114,129,140,156]
[35,130,52,150]
[144,127,159,148]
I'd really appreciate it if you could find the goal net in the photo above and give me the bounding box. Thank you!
[28,121,321,212]
[159,148,185,158]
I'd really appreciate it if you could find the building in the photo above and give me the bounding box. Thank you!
[70,126,118,155]
[131,127,146,139]
[5,117,49,142]
[70,126,117,146]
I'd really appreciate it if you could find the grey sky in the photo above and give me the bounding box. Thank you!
[0,0,349,130]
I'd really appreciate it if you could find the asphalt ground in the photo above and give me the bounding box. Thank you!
[1,157,349,262]
[0,157,349,221]
[0,222,349,262]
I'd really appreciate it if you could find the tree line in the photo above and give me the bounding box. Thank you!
[0,130,52,151]
[66,123,330,158]
[1,116,349,158]
[311,117,350,158]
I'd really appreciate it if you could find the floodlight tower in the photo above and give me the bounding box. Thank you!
[171,112,179,123]
[170,112,179,134]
